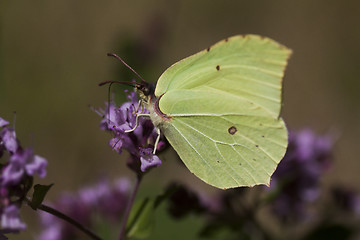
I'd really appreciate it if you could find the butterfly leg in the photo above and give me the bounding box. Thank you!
[125,113,150,133]
[134,100,142,113]
[153,128,161,154]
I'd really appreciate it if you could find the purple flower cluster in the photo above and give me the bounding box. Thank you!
[0,117,48,236]
[270,129,333,220]
[98,91,165,173]
[38,178,131,240]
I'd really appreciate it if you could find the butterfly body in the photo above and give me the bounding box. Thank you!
[136,35,291,189]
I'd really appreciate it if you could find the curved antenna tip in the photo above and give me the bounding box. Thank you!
[106,53,146,82]
[98,81,109,86]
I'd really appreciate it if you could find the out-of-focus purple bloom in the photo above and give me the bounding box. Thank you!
[0,205,26,231]
[270,129,333,221]
[332,187,360,215]
[38,225,62,240]
[38,178,131,240]
[97,90,166,174]
[78,178,131,221]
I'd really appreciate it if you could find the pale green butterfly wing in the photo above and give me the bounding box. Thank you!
[158,90,287,189]
[162,114,287,188]
[153,35,291,189]
[155,35,291,118]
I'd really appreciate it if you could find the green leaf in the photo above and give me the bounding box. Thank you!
[126,198,155,239]
[29,184,53,210]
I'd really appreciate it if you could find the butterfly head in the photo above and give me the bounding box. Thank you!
[135,81,155,104]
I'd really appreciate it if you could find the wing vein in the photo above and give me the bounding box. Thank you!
[176,118,260,185]
[214,143,244,186]
[228,64,283,77]
[206,85,280,103]
[170,122,225,186]
[176,118,254,152]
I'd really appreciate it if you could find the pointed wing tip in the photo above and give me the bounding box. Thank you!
[223,34,292,63]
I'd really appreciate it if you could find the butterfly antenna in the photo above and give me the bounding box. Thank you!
[99,53,146,131]
[107,53,146,82]
[98,80,137,87]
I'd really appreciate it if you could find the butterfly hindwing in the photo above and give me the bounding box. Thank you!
[161,102,287,189]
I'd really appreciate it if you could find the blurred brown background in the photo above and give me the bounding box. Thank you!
[1,0,360,238]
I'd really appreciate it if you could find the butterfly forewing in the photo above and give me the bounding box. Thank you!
[155,35,291,118]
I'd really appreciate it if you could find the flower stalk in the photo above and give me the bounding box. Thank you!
[24,198,103,240]
[118,174,142,240]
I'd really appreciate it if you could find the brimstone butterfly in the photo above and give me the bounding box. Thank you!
[106,35,291,189]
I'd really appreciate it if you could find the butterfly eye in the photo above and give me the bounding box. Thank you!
[138,82,155,97]
[141,86,150,96]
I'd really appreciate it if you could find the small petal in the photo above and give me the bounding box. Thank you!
[139,148,161,172]
[25,155,48,178]
[100,104,118,131]
[0,205,26,231]
[109,137,123,154]
[1,128,18,153]
[1,163,25,186]
[0,118,9,128]
[155,140,166,152]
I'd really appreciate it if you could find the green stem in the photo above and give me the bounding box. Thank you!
[119,174,142,240]
[25,198,102,240]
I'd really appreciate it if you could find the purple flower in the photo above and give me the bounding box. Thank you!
[0,205,26,231]
[0,117,48,237]
[1,148,47,186]
[270,129,333,221]
[97,90,166,173]
[38,178,131,240]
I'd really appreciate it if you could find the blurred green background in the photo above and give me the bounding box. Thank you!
[1,0,360,238]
